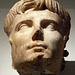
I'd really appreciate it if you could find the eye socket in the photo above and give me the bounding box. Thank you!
[41,22,56,31]
[41,20,58,31]
[41,22,50,28]
[15,20,32,31]
[18,24,29,31]
[46,23,56,31]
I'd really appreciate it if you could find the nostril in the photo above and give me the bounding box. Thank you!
[32,30,44,41]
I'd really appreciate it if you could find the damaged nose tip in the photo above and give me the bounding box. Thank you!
[32,30,44,41]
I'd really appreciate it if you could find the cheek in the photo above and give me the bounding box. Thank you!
[11,33,30,60]
[11,39,28,65]
[12,32,32,46]
[44,30,63,50]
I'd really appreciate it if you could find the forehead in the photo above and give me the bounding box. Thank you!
[13,9,63,25]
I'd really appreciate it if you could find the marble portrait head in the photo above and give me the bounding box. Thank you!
[4,0,71,74]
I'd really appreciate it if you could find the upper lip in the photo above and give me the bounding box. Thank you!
[28,44,47,49]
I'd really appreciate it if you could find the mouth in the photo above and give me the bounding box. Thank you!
[28,44,47,52]
[31,44,47,49]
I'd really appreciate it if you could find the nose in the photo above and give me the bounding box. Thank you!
[32,30,44,41]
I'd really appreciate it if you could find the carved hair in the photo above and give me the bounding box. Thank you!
[4,0,71,42]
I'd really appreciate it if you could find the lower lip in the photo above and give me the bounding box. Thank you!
[34,49,43,52]
[32,47,44,52]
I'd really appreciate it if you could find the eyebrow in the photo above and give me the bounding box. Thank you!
[17,20,33,25]
[41,19,59,26]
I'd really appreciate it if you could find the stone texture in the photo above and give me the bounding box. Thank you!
[4,0,71,74]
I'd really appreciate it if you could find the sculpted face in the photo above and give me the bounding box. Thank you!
[10,9,65,73]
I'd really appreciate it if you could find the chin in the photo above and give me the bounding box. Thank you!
[24,48,52,61]
[13,56,62,74]
[12,54,50,73]
[12,50,62,74]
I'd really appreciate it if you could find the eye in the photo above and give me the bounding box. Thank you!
[46,23,56,31]
[16,20,32,31]
[41,20,57,31]
[18,24,29,31]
